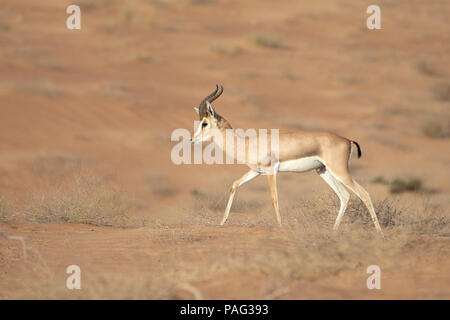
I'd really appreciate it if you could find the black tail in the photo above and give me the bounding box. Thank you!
[351,140,362,158]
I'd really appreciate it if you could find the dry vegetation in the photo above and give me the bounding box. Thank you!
[421,120,450,139]
[251,34,288,50]
[432,83,450,102]
[416,60,440,77]
[0,196,9,222]
[2,192,449,299]
[210,44,243,56]
[2,172,143,228]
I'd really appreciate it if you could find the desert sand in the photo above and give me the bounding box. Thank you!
[0,0,449,299]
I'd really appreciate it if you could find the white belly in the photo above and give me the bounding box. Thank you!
[278,156,324,173]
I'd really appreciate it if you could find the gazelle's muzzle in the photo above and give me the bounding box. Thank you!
[189,137,199,144]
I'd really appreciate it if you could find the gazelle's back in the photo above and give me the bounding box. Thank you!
[275,130,350,163]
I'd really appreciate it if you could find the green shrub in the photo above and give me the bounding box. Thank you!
[389,178,422,194]
[371,176,389,184]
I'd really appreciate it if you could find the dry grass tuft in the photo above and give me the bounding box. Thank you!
[421,120,450,139]
[251,34,288,49]
[16,82,63,98]
[145,172,179,197]
[189,0,217,5]
[122,8,134,25]
[210,44,243,56]
[432,82,450,101]
[30,154,84,181]
[38,61,66,71]
[371,175,389,185]
[0,196,10,222]
[21,174,141,228]
[144,0,169,9]
[73,0,117,11]
[416,60,440,77]
[0,11,11,31]
[346,199,402,228]
[134,53,159,63]
[187,191,263,225]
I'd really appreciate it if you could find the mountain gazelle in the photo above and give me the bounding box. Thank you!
[190,85,382,234]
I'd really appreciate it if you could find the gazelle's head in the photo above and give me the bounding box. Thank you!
[190,85,232,144]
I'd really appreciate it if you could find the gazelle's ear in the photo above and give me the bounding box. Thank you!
[206,101,215,117]
[193,107,199,115]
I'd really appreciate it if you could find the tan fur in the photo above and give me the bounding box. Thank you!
[191,102,382,234]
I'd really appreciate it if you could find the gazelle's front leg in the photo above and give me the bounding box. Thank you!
[221,170,260,225]
[267,174,282,226]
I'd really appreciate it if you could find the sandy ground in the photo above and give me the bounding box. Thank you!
[0,0,449,299]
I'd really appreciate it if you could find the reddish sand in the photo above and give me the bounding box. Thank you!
[0,0,449,299]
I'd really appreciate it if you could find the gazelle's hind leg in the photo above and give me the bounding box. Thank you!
[348,180,383,233]
[330,170,382,234]
[324,157,383,234]
[317,167,350,230]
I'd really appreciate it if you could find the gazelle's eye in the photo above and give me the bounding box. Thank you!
[202,122,208,127]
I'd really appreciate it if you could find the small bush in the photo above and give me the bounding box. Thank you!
[190,0,217,5]
[38,61,65,71]
[23,175,140,228]
[123,8,133,25]
[0,14,10,31]
[17,82,63,98]
[421,121,450,139]
[346,198,402,228]
[144,0,168,9]
[31,154,83,181]
[416,60,439,77]
[371,175,389,185]
[145,173,178,197]
[432,83,450,101]
[186,192,262,226]
[190,189,206,197]
[0,196,9,222]
[135,53,157,63]
[203,193,260,213]
[390,178,422,194]
[210,44,243,56]
[252,34,287,49]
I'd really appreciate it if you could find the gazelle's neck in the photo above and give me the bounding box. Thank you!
[212,128,259,166]
[212,127,281,168]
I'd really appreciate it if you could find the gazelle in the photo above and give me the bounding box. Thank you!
[190,85,382,234]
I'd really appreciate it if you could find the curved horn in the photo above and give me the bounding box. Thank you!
[198,85,219,119]
[208,85,223,104]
